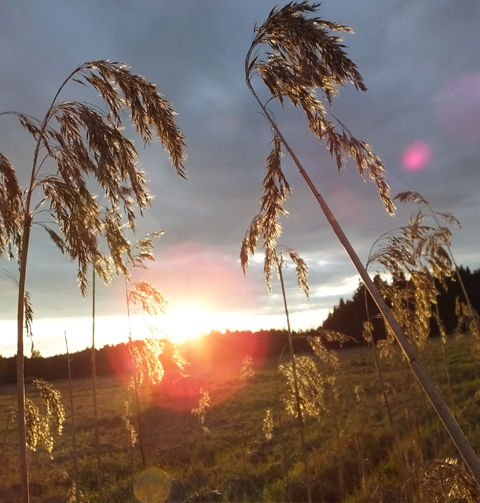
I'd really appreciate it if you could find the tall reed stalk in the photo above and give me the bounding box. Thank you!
[65,331,80,503]
[91,270,102,499]
[241,2,480,484]
[125,276,147,469]
[0,59,185,501]
[123,233,167,469]
[277,255,312,503]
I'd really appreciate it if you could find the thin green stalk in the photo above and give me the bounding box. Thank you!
[274,374,292,503]
[132,365,146,468]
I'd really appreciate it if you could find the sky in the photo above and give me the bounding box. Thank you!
[0,0,480,357]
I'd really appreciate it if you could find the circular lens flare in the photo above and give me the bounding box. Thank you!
[434,74,480,143]
[403,141,432,171]
[134,468,171,503]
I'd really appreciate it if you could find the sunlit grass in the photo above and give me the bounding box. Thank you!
[1,335,479,502]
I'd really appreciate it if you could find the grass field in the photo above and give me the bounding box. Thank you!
[1,335,480,502]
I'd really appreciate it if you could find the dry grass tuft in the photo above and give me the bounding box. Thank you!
[408,458,480,503]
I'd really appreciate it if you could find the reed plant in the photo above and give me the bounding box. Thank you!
[395,191,480,341]
[240,1,480,485]
[0,60,186,501]
[123,233,167,469]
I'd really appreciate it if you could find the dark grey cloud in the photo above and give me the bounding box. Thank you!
[1,0,480,355]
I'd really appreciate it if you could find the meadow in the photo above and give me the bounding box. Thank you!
[3,4,477,502]
[1,334,479,503]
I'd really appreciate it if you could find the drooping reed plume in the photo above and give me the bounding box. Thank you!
[242,0,480,486]
[395,192,480,365]
[16,378,65,454]
[367,208,454,352]
[0,60,186,501]
[123,233,168,468]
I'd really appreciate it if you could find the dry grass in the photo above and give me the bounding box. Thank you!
[0,338,480,502]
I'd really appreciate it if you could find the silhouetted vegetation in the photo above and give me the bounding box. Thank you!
[0,328,348,386]
[0,265,477,387]
[322,266,480,342]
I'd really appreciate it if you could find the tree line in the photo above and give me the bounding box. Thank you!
[323,265,480,343]
[0,327,350,385]
[1,265,477,387]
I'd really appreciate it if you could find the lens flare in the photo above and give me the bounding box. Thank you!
[330,182,366,222]
[403,141,432,171]
[134,468,171,503]
[434,74,480,143]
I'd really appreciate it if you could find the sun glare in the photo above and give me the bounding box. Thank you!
[165,304,212,344]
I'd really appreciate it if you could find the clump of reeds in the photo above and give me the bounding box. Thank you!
[407,458,480,503]
[14,378,65,455]
[0,58,186,501]
[191,390,211,433]
[241,7,480,486]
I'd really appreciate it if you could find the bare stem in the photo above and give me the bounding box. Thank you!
[65,331,80,503]
[92,271,102,498]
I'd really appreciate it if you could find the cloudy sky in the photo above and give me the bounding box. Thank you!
[1,0,479,356]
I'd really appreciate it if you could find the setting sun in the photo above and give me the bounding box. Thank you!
[165,304,212,344]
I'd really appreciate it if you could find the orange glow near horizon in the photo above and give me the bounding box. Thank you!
[162,304,214,344]
[0,304,330,358]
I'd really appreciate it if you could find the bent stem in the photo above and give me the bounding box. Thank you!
[6,60,186,503]
[248,82,480,484]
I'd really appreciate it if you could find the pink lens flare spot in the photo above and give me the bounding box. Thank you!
[434,74,480,143]
[403,141,432,171]
[331,181,366,223]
